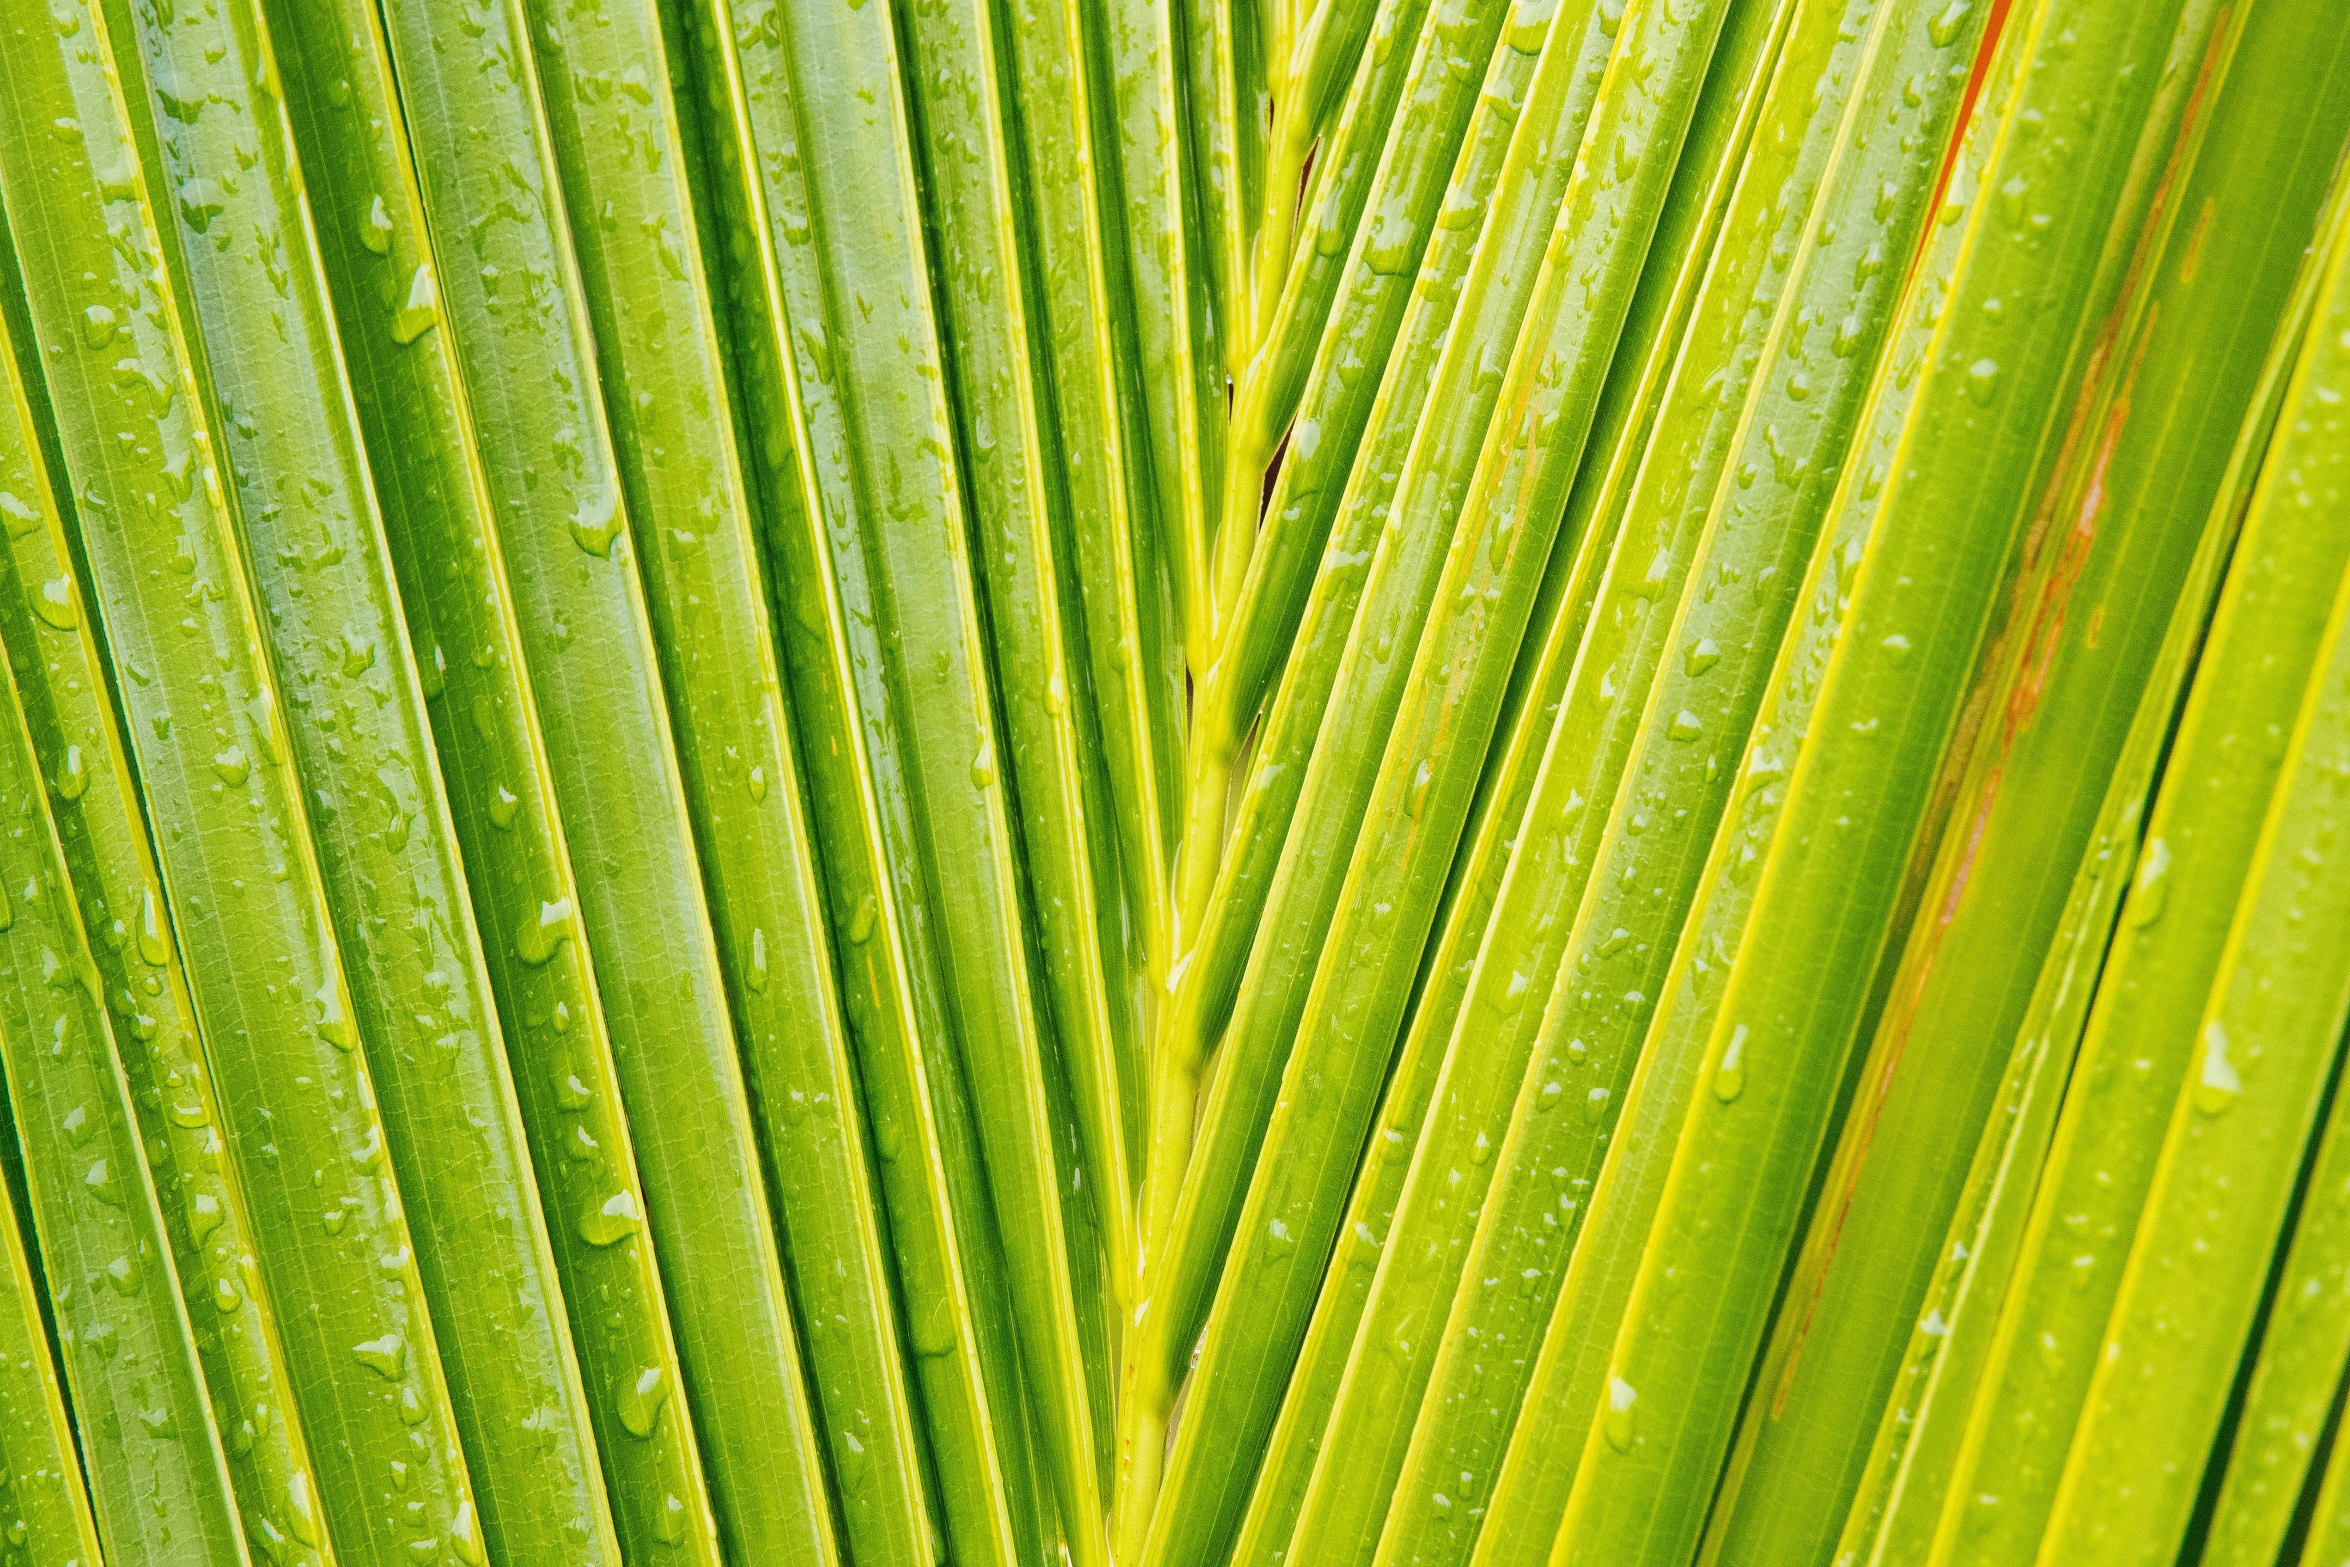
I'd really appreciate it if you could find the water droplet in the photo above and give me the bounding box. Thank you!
[970,742,995,790]
[33,576,76,630]
[85,1156,121,1207]
[1715,1024,1748,1103]
[137,885,169,966]
[555,1071,592,1110]
[518,897,575,965]
[1928,0,1972,47]
[911,1293,956,1358]
[1965,359,2001,407]
[745,927,768,993]
[618,1366,667,1437]
[80,305,117,349]
[189,1191,224,1242]
[352,1332,405,1379]
[179,176,226,232]
[53,743,86,800]
[359,195,393,255]
[487,785,520,830]
[316,980,356,1051]
[390,263,438,344]
[246,692,283,765]
[1669,710,1703,742]
[448,1499,485,1565]
[285,1471,317,1545]
[1584,1087,1611,1124]
[578,1189,641,1246]
[0,491,39,537]
[212,1274,241,1313]
[568,483,622,557]
[211,745,251,786]
[748,764,767,801]
[2194,1020,2240,1115]
[2131,838,2169,927]
[656,1492,688,1545]
[847,891,877,946]
[103,1254,140,1295]
[1605,1374,1637,1451]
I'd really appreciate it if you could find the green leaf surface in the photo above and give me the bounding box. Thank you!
[1706,3,2350,1559]
[1833,106,2343,1567]
[519,0,950,1558]
[110,0,626,1548]
[2041,238,2350,1565]
[700,0,1109,1555]
[680,3,1046,1561]
[261,0,726,1556]
[1218,8,1787,1555]
[1356,3,1989,1563]
[1141,4,1743,1565]
[0,6,489,1556]
[375,0,837,1556]
[0,325,244,1567]
[3,187,328,1566]
[1141,0,1624,1419]
[0,1106,102,1567]
[1535,0,2222,1554]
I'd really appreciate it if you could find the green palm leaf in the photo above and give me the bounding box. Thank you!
[369,0,839,1557]
[1140,5,1749,1565]
[1220,7,1790,1555]
[0,291,244,1566]
[2041,265,2350,1567]
[3,0,2345,1559]
[0,6,490,1557]
[690,0,1110,1556]
[1530,0,2239,1555]
[0,1110,102,1566]
[2,178,325,1566]
[1708,4,2350,1557]
[514,0,948,1558]
[1916,32,2350,1565]
[1346,4,1995,1563]
[258,0,725,1555]
[1834,109,2348,1567]
[680,10,1051,1567]
[106,0,627,1548]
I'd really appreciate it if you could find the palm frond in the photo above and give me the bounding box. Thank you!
[2,0,2345,1562]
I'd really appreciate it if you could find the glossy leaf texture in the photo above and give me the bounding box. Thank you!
[0,2,489,1558]
[0,0,2342,1560]
[108,0,623,1547]
[259,0,726,1556]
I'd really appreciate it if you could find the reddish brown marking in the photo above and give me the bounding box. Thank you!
[1766,8,2235,1408]
[1913,0,2019,276]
